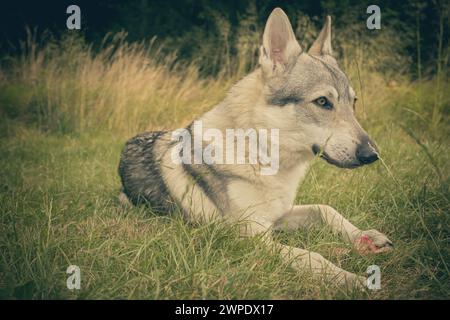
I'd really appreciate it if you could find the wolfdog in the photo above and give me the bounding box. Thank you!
[119,8,393,290]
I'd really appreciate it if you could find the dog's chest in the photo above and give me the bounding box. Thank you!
[227,162,308,223]
[262,162,308,207]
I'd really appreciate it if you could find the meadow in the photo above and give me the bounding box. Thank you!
[0,14,449,299]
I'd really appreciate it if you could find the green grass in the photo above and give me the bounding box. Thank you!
[0,106,448,299]
[0,33,449,299]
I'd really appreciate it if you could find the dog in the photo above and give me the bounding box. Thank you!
[118,8,393,290]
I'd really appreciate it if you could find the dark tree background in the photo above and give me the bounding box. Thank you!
[0,0,448,78]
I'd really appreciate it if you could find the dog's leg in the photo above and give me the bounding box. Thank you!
[273,205,393,254]
[243,220,365,290]
[276,240,366,290]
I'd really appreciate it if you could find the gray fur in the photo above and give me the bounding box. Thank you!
[118,131,174,212]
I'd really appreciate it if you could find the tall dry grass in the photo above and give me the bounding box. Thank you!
[0,12,447,138]
[0,31,228,135]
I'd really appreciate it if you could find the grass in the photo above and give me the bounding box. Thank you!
[0,32,449,299]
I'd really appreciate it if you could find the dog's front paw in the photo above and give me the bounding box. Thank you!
[354,229,393,255]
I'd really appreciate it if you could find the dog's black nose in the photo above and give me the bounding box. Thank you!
[356,138,379,164]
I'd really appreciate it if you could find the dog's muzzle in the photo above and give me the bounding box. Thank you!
[312,143,377,169]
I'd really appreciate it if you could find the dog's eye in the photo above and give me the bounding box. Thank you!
[314,96,333,110]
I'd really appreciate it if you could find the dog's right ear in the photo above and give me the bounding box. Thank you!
[259,8,302,77]
[308,16,332,56]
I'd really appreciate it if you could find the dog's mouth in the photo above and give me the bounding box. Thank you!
[311,144,361,169]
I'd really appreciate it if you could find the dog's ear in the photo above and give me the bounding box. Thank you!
[308,16,332,56]
[259,8,302,76]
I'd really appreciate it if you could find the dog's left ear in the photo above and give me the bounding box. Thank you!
[308,16,333,56]
[260,8,302,77]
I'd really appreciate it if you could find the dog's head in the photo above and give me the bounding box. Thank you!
[259,8,379,168]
